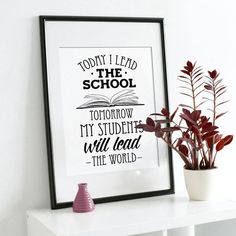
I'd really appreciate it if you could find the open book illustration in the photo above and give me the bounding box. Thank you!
[77,89,144,109]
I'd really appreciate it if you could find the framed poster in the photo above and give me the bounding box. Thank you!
[39,15,174,209]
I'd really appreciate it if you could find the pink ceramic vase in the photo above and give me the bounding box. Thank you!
[73,183,95,213]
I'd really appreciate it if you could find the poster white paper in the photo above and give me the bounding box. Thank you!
[58,47,159,175]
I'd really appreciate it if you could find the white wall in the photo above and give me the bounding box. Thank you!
[1,0,236,236]
[166,0,236,195]
[166,1,236,234]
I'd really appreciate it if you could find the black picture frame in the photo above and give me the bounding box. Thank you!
[39,15,174,209]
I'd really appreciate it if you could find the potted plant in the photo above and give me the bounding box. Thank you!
[136,61,233,200]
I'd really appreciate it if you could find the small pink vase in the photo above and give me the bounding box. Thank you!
[73,183,95,213]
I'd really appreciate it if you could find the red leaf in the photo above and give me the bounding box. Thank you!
[214,78,222,86]
[179,144,189,156]
[193,76,203,86]
[216,100,229,107]
[146,117,155,127]
[182,108,191,115]
[161,108,170,117]
[202,131,219,140]
[154,123,161,130]
[202,122,212,130]
[214,134,223,143]
[178,75,189,80]
[194,81,204,90]
[181,70,190,76]
[155,130,163,138]
[203,97,213,102]
[223,135,233,146]
[204,84,213,90]
[216,86,226,94]
[216,90,226,98]
[136,124,155,132]
[170,107,179,120]
[187,61,193,69]
[195,89,205,98]
[216,139,225,151]
[208,70,217,79]
[201,116,210,126]
[216,112,228,119]
[183,131,190,139]
[206,125,218,133]
[192,69,203,77]
[190,126,199,135]
[191,110,201,121]
[180,92,193,98]
[178,78,191,85]
[180,113,196,125]
[176,138,183,147]
[202,122,218,133]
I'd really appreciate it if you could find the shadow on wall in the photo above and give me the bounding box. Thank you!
[21,16,50,210]
[0,16,50,236]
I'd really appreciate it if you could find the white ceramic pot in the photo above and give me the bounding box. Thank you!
[184,167,218,201]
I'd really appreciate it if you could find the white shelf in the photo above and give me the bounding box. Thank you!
[27,195,236,236]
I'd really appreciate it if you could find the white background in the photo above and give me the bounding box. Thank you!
[1,0,236,235]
